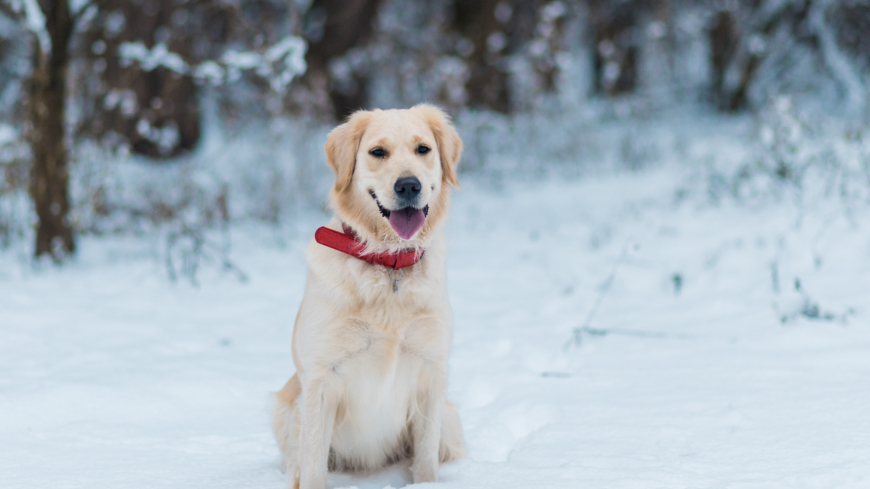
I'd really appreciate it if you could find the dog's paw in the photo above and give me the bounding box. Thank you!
[298,473,327,489]
[411,462,438,484]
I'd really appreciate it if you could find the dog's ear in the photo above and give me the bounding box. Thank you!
[415,104,462,189]
[325,110,372,193]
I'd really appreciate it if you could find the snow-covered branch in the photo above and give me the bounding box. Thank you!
[5,0,51,55]
[118,36,308,92]
[2,0,99,52]
[811,0,866,113]
[118,42,187,74]
[70,0,94,15]
[71,0,98,31]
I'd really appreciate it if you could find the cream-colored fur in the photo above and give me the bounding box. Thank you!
[272,105,465,489]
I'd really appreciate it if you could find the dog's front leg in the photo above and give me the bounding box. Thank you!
[298,376,336,489]
[411,365,447,483]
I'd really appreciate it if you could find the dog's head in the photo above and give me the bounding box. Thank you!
[325,104,462,249]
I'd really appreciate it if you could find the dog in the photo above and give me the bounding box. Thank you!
[272,104,465,489]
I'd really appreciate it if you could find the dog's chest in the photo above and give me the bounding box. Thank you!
[353,264,432,305]
[345,313,437,373]
[330,322,429,467]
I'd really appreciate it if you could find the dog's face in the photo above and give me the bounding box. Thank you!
[325,105,462,248]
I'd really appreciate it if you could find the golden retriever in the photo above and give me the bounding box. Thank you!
[272,104,465,489]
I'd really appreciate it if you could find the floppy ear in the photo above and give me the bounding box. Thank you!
[415,104,462,189]
[324,110,372,193]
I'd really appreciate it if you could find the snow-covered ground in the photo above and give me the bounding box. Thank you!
[2,165,869,488]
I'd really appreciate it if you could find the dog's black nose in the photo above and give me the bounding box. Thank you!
[394,176,422,201]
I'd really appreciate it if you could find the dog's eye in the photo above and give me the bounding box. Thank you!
[417,145,430,155]
[370,148,386,158]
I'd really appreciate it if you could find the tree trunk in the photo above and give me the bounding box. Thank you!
[453,0,512,113]
[589,0,640,97]
[79,0,202,158]
[29,0,75,258]
[301,0,381,121]
[709,10,737,110]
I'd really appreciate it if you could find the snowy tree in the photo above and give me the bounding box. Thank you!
[0,0,96,259]
[292,0,381,121]
[1,0,869,257]
[27,0,79,258]
[706,0,869,112]
[0,0,306,260]
[76,0,305,157]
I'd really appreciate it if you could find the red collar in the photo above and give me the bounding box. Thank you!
[314,225,423,270]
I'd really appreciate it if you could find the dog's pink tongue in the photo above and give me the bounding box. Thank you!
[389,207,425,240]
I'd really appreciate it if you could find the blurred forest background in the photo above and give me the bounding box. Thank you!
[1,0,869,263]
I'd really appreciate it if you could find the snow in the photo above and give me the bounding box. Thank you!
[2,165,870,488]
[0,124,15,146]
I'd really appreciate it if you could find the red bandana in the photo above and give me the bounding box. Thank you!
[314,225,423,270]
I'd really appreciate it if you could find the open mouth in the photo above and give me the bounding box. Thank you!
[369,190,429,240]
